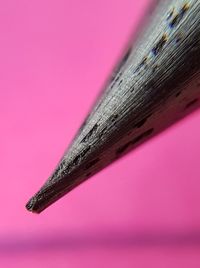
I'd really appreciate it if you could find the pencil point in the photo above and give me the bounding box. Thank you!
[26,196,40,214]
[26,0,200,213]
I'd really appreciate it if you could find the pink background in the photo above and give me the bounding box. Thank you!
[1,0,200,267]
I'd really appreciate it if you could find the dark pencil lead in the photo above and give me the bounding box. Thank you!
[26,196,39,213]
[26,0,200,213]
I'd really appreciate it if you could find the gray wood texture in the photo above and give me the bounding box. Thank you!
[26,0,200,213]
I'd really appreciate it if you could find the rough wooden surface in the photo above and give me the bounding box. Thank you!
[26,0,200,213]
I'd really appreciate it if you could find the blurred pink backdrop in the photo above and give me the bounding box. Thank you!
[1,0,200,267]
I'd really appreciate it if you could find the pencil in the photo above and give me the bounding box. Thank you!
[26,0,200,213]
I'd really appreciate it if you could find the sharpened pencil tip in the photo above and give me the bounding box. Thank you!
[25,1,200,213]
[25,179,69,213]
[26,196,40,214]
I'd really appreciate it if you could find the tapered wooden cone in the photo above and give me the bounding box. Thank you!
[26,0,200,213]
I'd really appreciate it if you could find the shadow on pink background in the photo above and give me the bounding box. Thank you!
[1,0,200,267]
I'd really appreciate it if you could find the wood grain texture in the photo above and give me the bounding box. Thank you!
[26,0,200,213]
